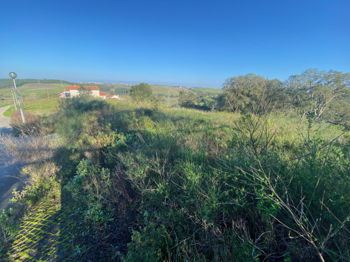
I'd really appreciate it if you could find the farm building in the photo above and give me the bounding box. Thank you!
[59,85,120,99]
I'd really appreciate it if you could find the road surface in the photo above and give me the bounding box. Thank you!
[0,105,11,133]
[0,106,23,210]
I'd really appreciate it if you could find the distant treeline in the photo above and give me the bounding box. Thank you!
[0,79,72,89]
[179,69,350,128]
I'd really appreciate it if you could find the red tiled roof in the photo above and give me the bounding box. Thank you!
[68,85,100,91]
[100,91,107,96]
[68,85,80,90]
[84,86,100,91]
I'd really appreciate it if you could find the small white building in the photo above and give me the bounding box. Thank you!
[59,85,122,99]
[60,85,101,98]
[100,91,107,99]
[107,94,121,99]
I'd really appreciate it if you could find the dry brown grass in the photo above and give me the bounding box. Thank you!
[0,134,60,165]
[0,134,62,208]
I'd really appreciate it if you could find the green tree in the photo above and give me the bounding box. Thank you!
[285,69,350,120]
[178,90,197,108]
[220,74,282,114]
[130,83,153,101]
[178,90,217,111]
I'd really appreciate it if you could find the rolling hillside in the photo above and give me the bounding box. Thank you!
[1,80,222,111]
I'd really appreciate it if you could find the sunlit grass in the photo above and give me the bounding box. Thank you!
[4,97,60,117]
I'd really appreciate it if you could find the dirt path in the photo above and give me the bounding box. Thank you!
[0,105,23,210]
[0,105,11,133]
[0,108,69,260]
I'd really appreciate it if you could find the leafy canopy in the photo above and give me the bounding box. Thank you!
[130,83,153,101]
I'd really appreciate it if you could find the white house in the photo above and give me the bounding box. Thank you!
[60,85,100,98]
[107,94,121,99]
[59,85,120,99]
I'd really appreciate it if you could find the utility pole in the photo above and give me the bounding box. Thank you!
[9,72,26,124]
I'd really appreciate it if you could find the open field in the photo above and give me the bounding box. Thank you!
[0,79,71,89]
[189,87,223,95]
[4,97,60,117]
[98,83,222,106]
[1,81,223,116]
[1,83,69,116]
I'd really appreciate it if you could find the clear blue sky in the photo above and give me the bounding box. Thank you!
[0,0,349,88]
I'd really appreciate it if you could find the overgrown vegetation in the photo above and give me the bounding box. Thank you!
[2,94,349,261]
[1,68,350,261]
[130,83,156,102]
[0,134,60,259]
[180,69,350,130]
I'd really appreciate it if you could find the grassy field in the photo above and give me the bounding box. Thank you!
[1,83,68,116]
[4,97,60,117]
[0,78,72,89]
[189,87,223,95]
[1,82,223,118]
[96,83,222,106]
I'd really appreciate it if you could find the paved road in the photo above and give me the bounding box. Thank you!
[0,105,11,133]
[0,106,23,210]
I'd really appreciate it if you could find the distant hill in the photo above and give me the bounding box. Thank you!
[85,83,131,95]
[189,87,222,95]
[92,82,222,97]
[0,79,72,89]
[80,82,222,106]
[0,79,222,108]
[0,78,222,94]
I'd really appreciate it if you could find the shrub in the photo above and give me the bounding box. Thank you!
[130,83,153,102]
[10,111,43,136]
[9,98,349,261]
